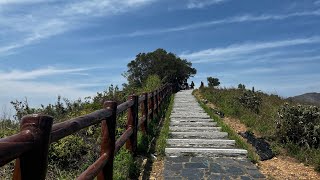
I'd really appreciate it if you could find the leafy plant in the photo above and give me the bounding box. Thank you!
[207,77,220,88]
[238,91,262,113]
[49,135,89,169]
[276,103,320,148]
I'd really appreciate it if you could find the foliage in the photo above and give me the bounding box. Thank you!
[142,74,162,92]
[49,135,89,169]
[276,104,320,148]
[113,148,137,180]
[124,48,196,88]
[193,90,260,163]
[238,90,262,113]
[238,83,246,89]
[156,96,174,156]
[198,87,320,171]
[0,120,18,138]
[207,77,220,88]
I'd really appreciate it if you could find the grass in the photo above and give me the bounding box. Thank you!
[197,87,320,171]
[155,95,174,157]
[193,90,260,163]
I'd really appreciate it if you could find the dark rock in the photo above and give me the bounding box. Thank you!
[239,131,274,161]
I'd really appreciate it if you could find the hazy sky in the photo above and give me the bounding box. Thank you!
[1,0,320,111]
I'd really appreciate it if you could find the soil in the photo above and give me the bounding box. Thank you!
[259,156,320,180]
[148,159,164,180]
[138,158,164,180]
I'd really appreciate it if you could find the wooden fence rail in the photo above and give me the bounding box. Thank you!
[0,83,173,180]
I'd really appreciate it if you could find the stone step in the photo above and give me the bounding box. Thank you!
[167,139,235,148]
[171,112,208,116]
[169,127,221,132]
[169,132,228,139]
[170,122,217,127]
[165,148,247,157]
[170,115,211,118]
[170,118,212,123]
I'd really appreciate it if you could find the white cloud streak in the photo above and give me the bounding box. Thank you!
[180,36,320,63]
[0,0,156,55]
[0,67,97,80]
[93,9,320,39]
[187,0,228,9]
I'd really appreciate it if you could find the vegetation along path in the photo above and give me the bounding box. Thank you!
[164,90,265,179]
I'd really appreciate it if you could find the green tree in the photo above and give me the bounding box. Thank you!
[143,75,162,92]
[238,83,246,90]
[207,77,220,88]
[124,48,196,88]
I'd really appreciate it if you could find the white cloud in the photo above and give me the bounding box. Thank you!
[180,36,320,63]
[0,67,97,80]
[0,0,156,55]
[0,0,48,5]
[0,66,126,111]
[92,9,320,39]
[187,0,228,9]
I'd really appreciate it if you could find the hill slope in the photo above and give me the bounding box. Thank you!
[288,92,320,106]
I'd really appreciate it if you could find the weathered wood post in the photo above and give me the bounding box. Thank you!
[13,114,53,180]
[149,92,154,121]
[155,90,159,117]
[97,101,117,180]
[142,93,148,134]
[126,95,138,154]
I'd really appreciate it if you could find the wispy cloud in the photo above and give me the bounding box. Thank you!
[0,0,157,55]
[0,0,49,5]
[0,66,126,109]
[92,9,320,39]
[187,0,228,9]
[0,67,98,80]
[180,36,320,63]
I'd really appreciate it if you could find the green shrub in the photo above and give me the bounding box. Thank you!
[276,104,320,148]
[113,148,137,180]
[143,74,162,92]
[49,135,89,169]
[238,91,262,113]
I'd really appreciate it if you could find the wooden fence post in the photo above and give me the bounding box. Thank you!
[13,114,53,180]
[141,93,148,134]
[155,90,159,117]
[149,92,154,121]
[97,101,117,180]
[126,95,138,154]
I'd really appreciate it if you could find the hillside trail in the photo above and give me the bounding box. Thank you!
[193,90,320,180]
[163,90,265,179]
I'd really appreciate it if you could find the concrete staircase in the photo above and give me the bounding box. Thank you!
[165,90,247,158]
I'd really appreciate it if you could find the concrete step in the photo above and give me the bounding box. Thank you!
[169,131,228,139]
[165,148,247,157]
[170,118,212,123]
[169,127,221,132]
[170,122,217,127]
[170,115,211,118]
[167,139,235,148]
[171,112,208,115]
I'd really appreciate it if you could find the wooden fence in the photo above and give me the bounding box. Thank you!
[0,84,173,180]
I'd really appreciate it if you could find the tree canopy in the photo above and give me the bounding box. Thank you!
[207,77,220,88]
[124,48,197,88]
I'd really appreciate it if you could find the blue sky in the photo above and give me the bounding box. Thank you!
[1,0,320,113]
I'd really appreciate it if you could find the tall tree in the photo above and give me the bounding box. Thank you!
[124,48,196,88]
[207,77,220,88]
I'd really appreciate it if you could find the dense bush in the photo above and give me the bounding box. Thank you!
[49,135,89,169]
[238,91,262,113]
[276,104,320,148]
